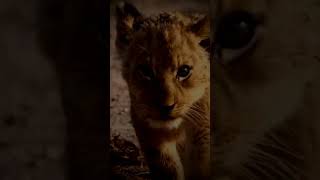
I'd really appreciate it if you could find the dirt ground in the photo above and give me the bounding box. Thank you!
[109,0,208,179]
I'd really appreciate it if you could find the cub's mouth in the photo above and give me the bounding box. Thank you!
[158,115,178,122]
[135,101,187,128]
[146,117,183,130]
[150,112,181,122]
[142,105,186,129]
[158,111,180,121]
[157,104,185,121]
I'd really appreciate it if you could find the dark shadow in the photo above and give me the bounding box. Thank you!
[36,0,109,179]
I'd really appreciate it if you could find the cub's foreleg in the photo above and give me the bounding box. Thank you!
[133,120,185,180]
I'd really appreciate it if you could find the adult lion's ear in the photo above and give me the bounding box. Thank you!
[189,15,210,51]
[115,2,143,53]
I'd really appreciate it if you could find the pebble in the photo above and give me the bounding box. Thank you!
[25,160,38,168]
[3,115,16,127]
[46,147,63,159]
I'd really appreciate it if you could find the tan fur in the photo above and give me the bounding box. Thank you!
[116,3,210,180]
[211,0,320,179]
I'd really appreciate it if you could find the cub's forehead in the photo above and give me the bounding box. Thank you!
[132,11,205,48]
[138,12,191,30]
[138,17,186,44]
[132,28,182,54]
[132,24,188,56]
[129,13,200,66]
[132,32,182,68]
[130,34,187,72]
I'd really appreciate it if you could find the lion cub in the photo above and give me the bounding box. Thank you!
[115,2,210,180]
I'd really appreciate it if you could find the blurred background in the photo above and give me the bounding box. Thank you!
[0,0,105,179]
[0,0,66,179]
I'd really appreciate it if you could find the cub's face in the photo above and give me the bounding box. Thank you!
[116,3,210,125]
[212,0,319,175]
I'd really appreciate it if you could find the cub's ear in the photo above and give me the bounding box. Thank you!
[116,1,141,19]
[115,2,143,52]
[189,15,210,39]
[189,15,210,51]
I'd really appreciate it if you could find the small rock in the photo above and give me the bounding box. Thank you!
[303,13,311,22]
[3,115,16,127]
[47,147,63,159]
[25,160,38,168]
[0,141,10,149]
[18,104,32,113]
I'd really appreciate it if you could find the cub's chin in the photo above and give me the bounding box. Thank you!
[146,117,184,130]
[158,115,178,121]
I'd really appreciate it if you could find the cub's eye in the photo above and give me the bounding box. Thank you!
[177,65,192,81]
[216,11,257,49]
[137,64,154,80]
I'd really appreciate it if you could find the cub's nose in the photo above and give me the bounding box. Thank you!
[159,103,176,117]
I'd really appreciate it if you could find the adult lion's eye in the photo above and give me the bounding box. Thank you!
[177,65,192,81]
[216,11,257,49]
[137,64,154,80]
